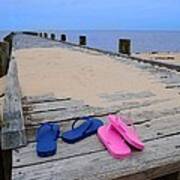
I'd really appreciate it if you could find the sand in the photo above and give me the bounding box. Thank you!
[14,47,177,107]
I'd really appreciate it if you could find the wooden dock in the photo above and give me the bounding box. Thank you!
[1,32,180,180]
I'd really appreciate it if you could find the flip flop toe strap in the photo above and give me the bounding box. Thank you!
[71,117,92,134]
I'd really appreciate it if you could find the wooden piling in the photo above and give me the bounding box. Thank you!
[79,36,87,46]
[0,149,12,180]
[61,34,66,42]
[39,32,43,37]
[0,42,10,77]
[51,33,55,40]
[119,39,131,55]
[3,33,13,56]
[44,32,48,38]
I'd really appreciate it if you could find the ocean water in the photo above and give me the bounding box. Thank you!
[1,30,180,53]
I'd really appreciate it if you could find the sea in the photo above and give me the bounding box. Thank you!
[1,30,180,53]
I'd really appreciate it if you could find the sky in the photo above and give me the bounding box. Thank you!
[0,0,180,30]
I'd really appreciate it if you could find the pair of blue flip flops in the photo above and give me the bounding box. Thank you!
[36,117,103,157]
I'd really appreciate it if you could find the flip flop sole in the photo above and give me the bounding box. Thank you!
[98,125,131,159]
[36,123,60,157]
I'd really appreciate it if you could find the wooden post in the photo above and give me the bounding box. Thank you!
[119,39,131,55]
[44,32,48,38]
[51,33,55,40]
[0,148,12,180]
[1,58,27,150]
[3,33,13,56]
[61,34,66,42]
[39,32,43,37]
[0,42,10,77]
[0,38,13,180]
[79,36,87,46]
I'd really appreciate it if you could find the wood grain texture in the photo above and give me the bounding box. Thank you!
[11,33,180,180]
[13,113,180,168]
[25,98,168,125]
[1,59,27,150]
[25,99,180,142]
[22,93,71,104]
[12,134,180,180]
[23,99,87,114]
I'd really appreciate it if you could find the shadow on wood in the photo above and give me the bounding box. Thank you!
[0,148,12,180]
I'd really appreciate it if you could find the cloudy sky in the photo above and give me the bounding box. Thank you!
[0,0,180,30]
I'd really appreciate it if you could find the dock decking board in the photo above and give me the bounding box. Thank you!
[13,112,180,168]
[12,134,180,180]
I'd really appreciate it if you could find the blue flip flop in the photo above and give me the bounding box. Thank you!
[36,122,60,157]
[61,117,103,143]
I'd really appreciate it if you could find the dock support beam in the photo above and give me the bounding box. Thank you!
[79,36,87,46]
[61,34,66,42]
[119,39,131,55]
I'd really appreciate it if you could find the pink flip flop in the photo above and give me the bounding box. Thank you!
[98,124,131,159]
[108,114,144,150]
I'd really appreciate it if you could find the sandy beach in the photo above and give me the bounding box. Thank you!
[14,47,177,107]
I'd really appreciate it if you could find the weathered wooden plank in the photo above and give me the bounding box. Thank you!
[25,98,169,125]
[25,105,97,125]
[33,104,180,142]
[1,59,27,150]
[118,103,180,125]
[12,134,180,180]
[23,99,86,114]
[25,98,180,142]
[13,113,180,167]
[22,93,71,104]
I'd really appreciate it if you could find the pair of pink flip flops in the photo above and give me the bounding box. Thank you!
[98,114,144,159]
